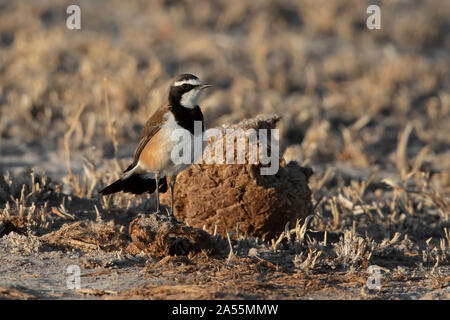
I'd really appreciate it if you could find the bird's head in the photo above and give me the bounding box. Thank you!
[169,74,211,109]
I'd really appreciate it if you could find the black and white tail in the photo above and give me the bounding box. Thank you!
[99,174,167,195]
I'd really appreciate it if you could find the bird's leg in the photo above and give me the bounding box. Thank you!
[154,172,160,214]
[169,175,177,216]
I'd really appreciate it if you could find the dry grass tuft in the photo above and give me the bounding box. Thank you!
[40,220,128,252]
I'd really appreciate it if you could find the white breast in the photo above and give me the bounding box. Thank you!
[131,111,203,180]
[159,111,195,177]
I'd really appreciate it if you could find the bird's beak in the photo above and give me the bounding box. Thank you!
[199,84,212,90]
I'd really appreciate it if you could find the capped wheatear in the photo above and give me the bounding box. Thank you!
[100,73,210,215]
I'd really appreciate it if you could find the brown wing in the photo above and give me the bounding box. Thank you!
[123,103,169,173]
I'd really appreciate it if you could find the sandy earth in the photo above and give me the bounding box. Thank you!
[0,230,448,300]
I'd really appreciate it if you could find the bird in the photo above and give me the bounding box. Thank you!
[99,73,210,216]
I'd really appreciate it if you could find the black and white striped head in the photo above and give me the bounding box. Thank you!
[169,74,211,109]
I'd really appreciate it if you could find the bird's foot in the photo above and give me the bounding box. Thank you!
[168,212,179,223]
[137,212,146,219]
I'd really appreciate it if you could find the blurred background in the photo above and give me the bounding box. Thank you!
[0,0,449,193]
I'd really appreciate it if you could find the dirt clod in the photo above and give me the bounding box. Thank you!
[162,115,314,240]
[0,217,27,237]
[127,214,221,258]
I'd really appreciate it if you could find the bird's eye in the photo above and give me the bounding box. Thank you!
[182,83,189,90]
